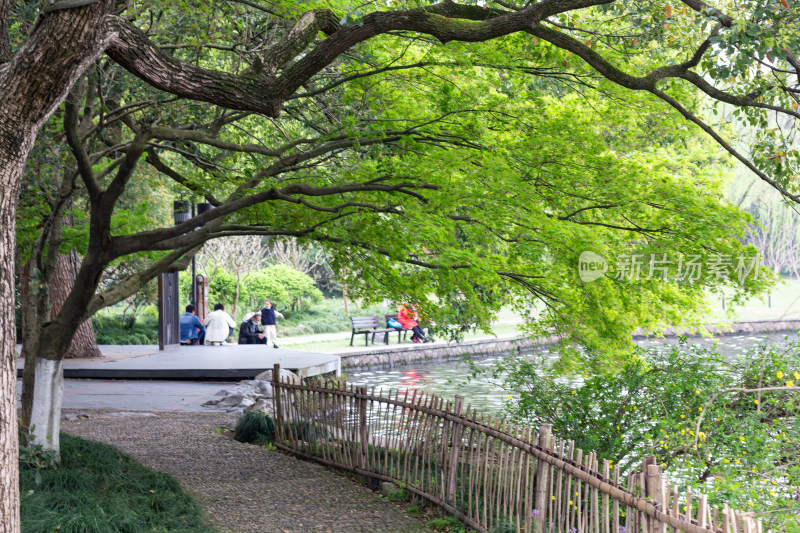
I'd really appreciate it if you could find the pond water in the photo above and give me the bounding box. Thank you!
[347,332,798,415]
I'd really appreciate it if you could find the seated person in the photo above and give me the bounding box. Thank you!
[179,304,206,345]
[398,304,431,343]
[238,311,267,344]
[203,303,236,345]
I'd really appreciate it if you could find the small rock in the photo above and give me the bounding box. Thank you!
[245,398,274,416]
[214,389,230,397]
[239,397,255,408]
[254,368,301,385]
[218,393,247,407]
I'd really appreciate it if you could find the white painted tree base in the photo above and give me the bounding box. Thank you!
[29,357,64,459]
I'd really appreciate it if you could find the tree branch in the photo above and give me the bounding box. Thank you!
[64,95,100,198]
[0,0,10,63]
[86,245,198,317]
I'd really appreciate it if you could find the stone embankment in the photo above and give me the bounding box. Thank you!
[337,319,800,371]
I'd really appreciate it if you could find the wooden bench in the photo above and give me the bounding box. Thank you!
[384,314,411,343]
[349,316,396,346]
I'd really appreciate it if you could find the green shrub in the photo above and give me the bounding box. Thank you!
[285,420,325,442]
[426,516,468,533]
[280,298,395,335]
[234,411,275,444]
[18,429,58,473]
[488,519,516,533]
[92,314,159,345]
[20,433,216,533]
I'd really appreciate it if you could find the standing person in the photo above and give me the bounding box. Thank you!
[260,299,285,349]
[203,303,236,345]
[398,304,429,343]
[238,311,267,344]
[179,304,206,345]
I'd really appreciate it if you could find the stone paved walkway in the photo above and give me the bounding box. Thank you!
[62,410,432,533]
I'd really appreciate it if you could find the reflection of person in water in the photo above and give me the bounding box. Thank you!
[400,370,424,388]
[397,304,430,343]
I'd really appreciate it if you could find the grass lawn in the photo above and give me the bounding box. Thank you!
[20,433,217,533]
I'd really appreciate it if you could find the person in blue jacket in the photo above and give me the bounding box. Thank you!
[259,299,284,348]
[179,304,206,345]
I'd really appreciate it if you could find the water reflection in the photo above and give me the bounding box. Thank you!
[348,333,797,415]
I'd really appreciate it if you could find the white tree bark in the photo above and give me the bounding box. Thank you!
[28,358,64,458]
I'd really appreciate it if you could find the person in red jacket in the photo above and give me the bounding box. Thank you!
[398,304,430,343]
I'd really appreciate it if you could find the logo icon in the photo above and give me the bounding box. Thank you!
[578,251,608,282]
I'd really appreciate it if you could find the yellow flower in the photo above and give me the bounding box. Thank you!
[735,459,741,465]
[552,496,556,500]
[698,431,706,441]
[680,414,685,419]
[739,436,745,441]
[754,400,759,405]
[794,372,800,380]
[507,395,513,400]
[698,407,703,412]
[695,389,700,394]
[777,371,784,379]
[723,458,730,464]
[787,381,795,387]
[681,430,686,435]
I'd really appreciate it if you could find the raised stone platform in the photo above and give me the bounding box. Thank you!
[17,345,340,381]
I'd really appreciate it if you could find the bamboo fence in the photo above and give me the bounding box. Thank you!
[269,364,763,533]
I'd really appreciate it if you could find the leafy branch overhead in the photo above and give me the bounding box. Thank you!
[6,0,786,369]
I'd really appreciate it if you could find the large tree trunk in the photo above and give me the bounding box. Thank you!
[49,253,101,359]
[0,2,114,530]
[0,147,22,533]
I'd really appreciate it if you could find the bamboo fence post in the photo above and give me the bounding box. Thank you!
[722,504,731,533]
[554,440,565,533]
[575,448,584,533]
[684,486,693,528]
[447,396,464,503]
[612,466,620,533]
[524,428,534,533]
[592,453,600,533]
[697,494,708,529]
[357,386,368,470]
[602,459,610,533]
[646,463,666,533]
[272,364,283,444]
[534,423,552,532]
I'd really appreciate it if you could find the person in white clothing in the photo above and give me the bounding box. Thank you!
[203,303,237,345]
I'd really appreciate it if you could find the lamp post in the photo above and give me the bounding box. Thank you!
[173,201,212,308]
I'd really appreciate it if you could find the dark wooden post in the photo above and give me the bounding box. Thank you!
[272,364,283,444]
[157,272,180,350]
[446,395,464,503]
[357,386,368,470]
[535,423,552,532]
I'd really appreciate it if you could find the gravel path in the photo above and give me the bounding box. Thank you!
[62,410,432,533]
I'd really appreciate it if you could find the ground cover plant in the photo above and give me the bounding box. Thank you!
[19,433,217,533]
[92,314,159,345]
[474,337,800,531]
